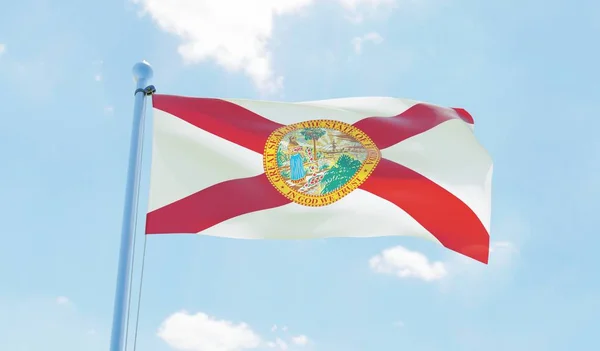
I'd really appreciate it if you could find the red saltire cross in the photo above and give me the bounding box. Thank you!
[146,94,489,264]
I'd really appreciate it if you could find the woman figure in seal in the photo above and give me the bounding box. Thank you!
[287,136,306,184]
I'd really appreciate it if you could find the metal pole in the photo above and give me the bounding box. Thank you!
[109,61,154,351]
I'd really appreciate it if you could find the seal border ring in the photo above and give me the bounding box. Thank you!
[263,119,381,207]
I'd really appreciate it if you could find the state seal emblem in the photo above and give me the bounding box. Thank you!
[263,120,381,207]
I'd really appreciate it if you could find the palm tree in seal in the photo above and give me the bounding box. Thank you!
[299,128,327,161]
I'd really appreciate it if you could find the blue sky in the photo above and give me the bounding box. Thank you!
[1,0,599,350]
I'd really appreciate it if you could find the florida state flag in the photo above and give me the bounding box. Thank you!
[145,95,492,263]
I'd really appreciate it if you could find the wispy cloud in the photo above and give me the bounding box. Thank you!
[352,32,384,54]
[436,213,529,302]
[291,334,309,346]
[339,0,398,23]
[92,59,103,82]
[369,246,447,281]
[489,241,518,254]
[393,321,405,328]
[267,338,288,350]
[338,0,397,10]
[0,44,5,56]
[56,296,70,305]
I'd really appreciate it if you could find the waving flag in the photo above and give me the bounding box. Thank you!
[145,95,492,263]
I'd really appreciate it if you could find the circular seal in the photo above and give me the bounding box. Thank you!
[263,119,381,207]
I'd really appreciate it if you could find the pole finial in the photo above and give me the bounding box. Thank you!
[132,60,153,82]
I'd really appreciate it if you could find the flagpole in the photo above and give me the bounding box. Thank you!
[109,60,155,351]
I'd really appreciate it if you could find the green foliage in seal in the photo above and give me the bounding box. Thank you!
[276,146,288,167]
[280,170,291,179]
[320,154,362,195]
[299,128,327,142]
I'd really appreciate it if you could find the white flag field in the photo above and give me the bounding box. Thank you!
[143,95,492,263]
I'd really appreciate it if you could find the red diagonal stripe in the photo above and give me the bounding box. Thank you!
[146,174,290,234]
[352,104,474,150]
[452,108,474,124]
[359,158,489,263]
[149,96,485,261]
[153,94,284,154]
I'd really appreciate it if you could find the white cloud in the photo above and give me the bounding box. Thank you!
[338,0,396,10]
[133,1,404,92]
[266,340,289,350]
[339,0,398,22]
[281,326,288,332]
[104,106,114,115]
[291,335,308,346]
[266,338,289,350]
[489,241,517,253]
[158,311,261,351]
[487,240,519,267]
[133,0,316,93]
[369,246,447,281]
[352,32,384,54]
[159,313,312,351]
[437,215,526,300]
[393,321,405,328]
[92,60,104,83]
[0,44,5,56]
[275,338,288,350]
[56,296,70,305]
